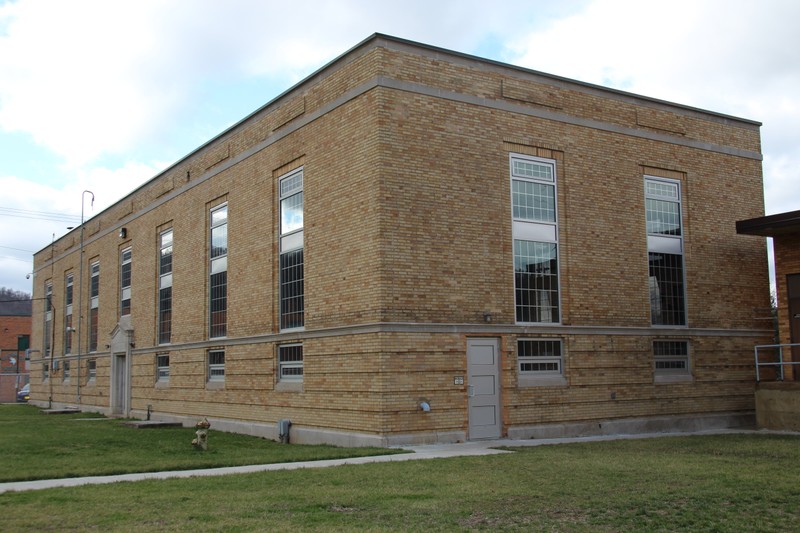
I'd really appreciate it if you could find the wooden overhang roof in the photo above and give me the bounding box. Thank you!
[736,209,800,237]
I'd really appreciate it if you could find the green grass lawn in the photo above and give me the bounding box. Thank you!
[1,404,799,531]
[0,404,401,482]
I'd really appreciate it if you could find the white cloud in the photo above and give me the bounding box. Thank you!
[0,160,160,292]
[0,1,571,167]
[505,0,800,214]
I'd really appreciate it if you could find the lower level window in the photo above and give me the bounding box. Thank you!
[278,344,303,381]
[518,339,563,375]
[208,350,225,381]
[43,363,49,380]
[653,340,689,374]
[63,361,70,380]
[157,354,170,382]
[88,359,97,381]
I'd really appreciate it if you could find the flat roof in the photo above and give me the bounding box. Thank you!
[736,209,800,237]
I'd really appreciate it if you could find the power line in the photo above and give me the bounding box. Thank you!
[0,206,82,224]
[0,255,33,264]
[0,245,34,253]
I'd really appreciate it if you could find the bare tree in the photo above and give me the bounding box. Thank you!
[0,287,32,316]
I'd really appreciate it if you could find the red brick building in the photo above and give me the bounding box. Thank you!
[1,314,31,402]
[29,35,771,445]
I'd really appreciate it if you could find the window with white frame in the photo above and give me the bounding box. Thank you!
[88,359,96,381]
[120,248,132,316]
[64,273,73,355]
[209,205,228,338]
[63,360,70,380]
[645,177,686,326]
[44,282,53,357]
[518,339,563,375]
[653,340,690,375]
[208,349,225,381]
[43,362,49,380]
[279,169,304,330]
[158,229,173,344]
[511,154,560,323]
[156,354,170,382]
[278,344,303,381]
[89,262,100,352]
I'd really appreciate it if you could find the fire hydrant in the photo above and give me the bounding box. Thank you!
[192,417,211,450]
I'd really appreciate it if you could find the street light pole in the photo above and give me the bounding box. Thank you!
[76,190,94,404]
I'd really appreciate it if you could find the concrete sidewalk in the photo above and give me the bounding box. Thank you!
[0,429,763,494]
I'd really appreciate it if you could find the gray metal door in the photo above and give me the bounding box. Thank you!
[467,338,501,440]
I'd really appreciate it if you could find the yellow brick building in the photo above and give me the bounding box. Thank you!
[29,34,771,445]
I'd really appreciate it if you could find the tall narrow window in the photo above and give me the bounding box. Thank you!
[64,274,73,354]
[120,248,132,316]
[89,262,100,352]
[279,169,304,330]
[209,205,228,338]
[645,177,686,326]
[511,155,560,323]
[44,282,53,357]
[158,229,173,344]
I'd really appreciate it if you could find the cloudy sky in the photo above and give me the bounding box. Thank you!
[0,0,798,293]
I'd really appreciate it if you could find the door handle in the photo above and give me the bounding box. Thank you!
[467,385,475,397]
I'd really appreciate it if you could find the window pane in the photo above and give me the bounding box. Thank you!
[281,192,304,235]
[280,172,303,197]
[646,180,678,198]
[90,264,100,298]
[65,275,73,306]
[210,271,227,338]
[160,246,173,275]
[513,180,555,222]
[211,224,228,258]
[512,159,553,181]
[89,308,99,352]
[280,249,304,329]
[279,345,304,380]
[211,205,227,226]
[208,350,225,380]
[514,240,559,323]
[649,253,686,325]
[646,198,681,236]
[64,314,72,354]
[518,340,562,375]
[157,354,170,380]
[653,340,689,373]
[159,287,172,344]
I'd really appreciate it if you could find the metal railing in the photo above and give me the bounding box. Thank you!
[754,343,800,382]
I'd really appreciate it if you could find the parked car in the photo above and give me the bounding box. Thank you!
[16,383,29,402]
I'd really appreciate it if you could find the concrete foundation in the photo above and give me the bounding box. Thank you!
[755,382,800,431]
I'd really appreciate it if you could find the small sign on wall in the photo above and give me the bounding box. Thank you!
[454,376,464,385]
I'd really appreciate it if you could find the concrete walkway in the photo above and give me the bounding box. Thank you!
[0,429,766,494]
